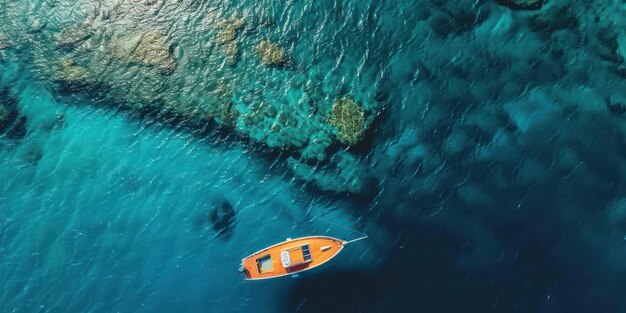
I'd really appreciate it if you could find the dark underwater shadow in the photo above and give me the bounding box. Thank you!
[283,212,625,313]
[0,82,68,168]
[0,86,28,141]
[193,199,237,241]
[283,219,537,313]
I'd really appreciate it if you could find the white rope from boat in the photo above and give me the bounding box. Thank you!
[312,216,368,245]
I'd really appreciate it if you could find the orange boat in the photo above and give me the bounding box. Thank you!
[239,235,365,280]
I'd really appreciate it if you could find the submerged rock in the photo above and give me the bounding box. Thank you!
[28,19,46,33]
[214,17,244,66]
[2,1,385,194]
[254,40,286,66]
[54,58,89,86]
[0,36,12,50]
[214,101,239,127]
[55,26,91,49]
[302,135,332,161]
[528,4,579,33]
[619,35,626,60]
[617,34,626,72]
[110,31,176,74]
[216,17,244,44]
[608,94,626,116]
[288,152,375,194]
[330,97,367,146]
[221,41,239,66]
[608,198,626,231]
[0,102,8,123]
[134,32,177,73]
[496,0,544,10]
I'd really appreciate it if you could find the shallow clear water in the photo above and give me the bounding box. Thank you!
[2,0,626,312]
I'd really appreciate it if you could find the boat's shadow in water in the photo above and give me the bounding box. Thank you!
[193,199,237,241]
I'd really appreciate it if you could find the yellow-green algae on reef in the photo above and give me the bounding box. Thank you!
[216,17,244,66]
[330,97,366,146]
[216,17,244,44]
[254,40,286,66]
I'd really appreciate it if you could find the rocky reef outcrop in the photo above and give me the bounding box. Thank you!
[55,26,91,49]
[253,40,286,66]
[53,58,89,86]
[216,17,244,44]
[216,17,244,66]
[110,31,177,74]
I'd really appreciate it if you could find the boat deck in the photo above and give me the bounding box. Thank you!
[241,236,345,280]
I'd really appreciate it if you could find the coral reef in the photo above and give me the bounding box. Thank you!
[3,0,620,200]
[0,2,386,191]
[253,40,286,66]
[329,97,367,146]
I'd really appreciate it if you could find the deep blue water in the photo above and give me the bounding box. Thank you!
[2,0,626,312]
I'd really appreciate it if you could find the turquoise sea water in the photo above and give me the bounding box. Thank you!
[0,64,375,312]
[2,0,626,312]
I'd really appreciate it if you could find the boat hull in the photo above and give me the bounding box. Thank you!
[240,236,345,280]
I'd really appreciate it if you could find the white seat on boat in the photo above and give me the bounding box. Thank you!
[281,250,291,268]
